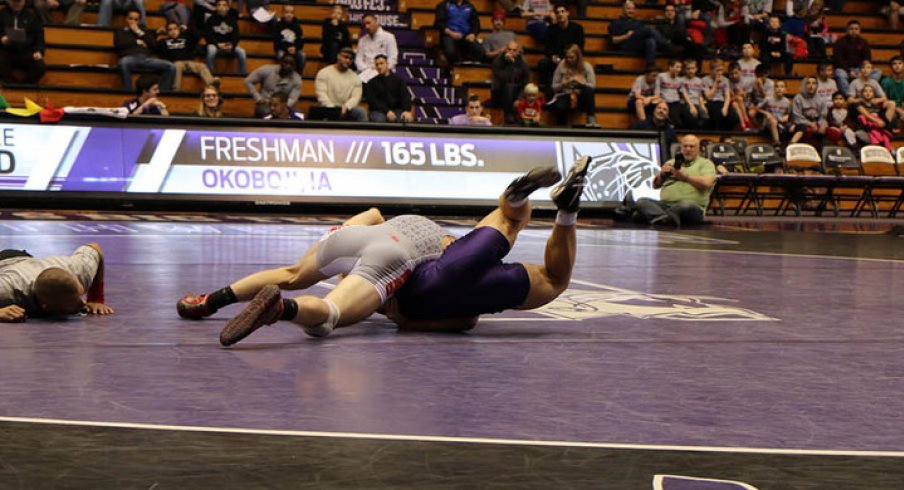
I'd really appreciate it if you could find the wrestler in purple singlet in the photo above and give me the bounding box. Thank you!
[393,227,531,319]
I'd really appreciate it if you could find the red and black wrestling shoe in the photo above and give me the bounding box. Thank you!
[177,293,216,319]
[219,285,283,346]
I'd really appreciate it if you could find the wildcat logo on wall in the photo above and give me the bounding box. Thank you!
[530,279,777,322]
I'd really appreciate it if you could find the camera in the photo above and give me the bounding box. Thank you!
[661,152,685,183]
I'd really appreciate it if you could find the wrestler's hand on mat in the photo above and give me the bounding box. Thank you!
[0,305,27,322]
[85,302,114,315]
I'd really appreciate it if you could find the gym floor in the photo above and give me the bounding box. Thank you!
[1,213,902,489]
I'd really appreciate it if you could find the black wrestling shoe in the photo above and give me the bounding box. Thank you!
[550,156,591,212]
[219,285,283,346]
[503,166,562,203]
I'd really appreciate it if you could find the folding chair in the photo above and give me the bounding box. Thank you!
[860,146,904,218]
[706,142,755,215]
[768,143,833,215]
[744,144,790,214]
[820,146,870,216]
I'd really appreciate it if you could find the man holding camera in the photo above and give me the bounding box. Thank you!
[635,134,716,227]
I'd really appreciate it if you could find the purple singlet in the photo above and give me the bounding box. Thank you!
[394,227,531,319]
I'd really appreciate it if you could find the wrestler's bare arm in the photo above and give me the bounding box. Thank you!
[342,207,384,227]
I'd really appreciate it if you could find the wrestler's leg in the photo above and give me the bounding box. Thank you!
[476,166,561,247]
[229,244,328,300]
[516,222,577,310]
[290,275,383,330]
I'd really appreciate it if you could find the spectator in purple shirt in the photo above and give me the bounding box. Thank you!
[449,94,493,125]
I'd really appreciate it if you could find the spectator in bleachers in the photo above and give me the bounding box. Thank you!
[196,84,223,117]
[703,58,739,130]
[847,60,889,105]
[635,134,716,227]
[833,20,882,96]
[271,4,305,75]
[747,64,774,131]
[315,47,367,122]
[265,92,303,120]
[356,14,398,78]
[628,66,660,121]
[855,85,894,150]
[826,91,858,147]
[204,0,247,75]
[98,0,144,27]
[655,3,703,66]
[737,42,759,91]
[609,1,667,71]
[114,9,175,91]
[550,44,596,127]
[449,94,492,125]
[434,0,484,66]
[520,0,552,44]
[656,59,693,129]
[848,60,897,124]
[806,11,832,60]
[631,100,677,157]
[539,3,584,95]
[482,11,516,61]
[160,0,190,28]
[759,79,795,149]
[365,53,413,123]
[244,54,301,118]
[321,4,351,65]
[881,56,904,123]
[791,75,828,144]
[815,62,838,105]
[491,41,530,124]
[123,74,169,115]
[33,0,85,26]
[515,82,545,126]
[0,0,45,85]
[760,15,793,76]
[680,59,706,129]
[156,22,217,90]
[880,0,902,30]
[726,61,749,128]
[711,0,746,58]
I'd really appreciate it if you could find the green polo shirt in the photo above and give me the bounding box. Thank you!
[881,76,904,106]
[660,155,717,210]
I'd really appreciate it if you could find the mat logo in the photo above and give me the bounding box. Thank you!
[532,280,777,322]
[653,474,759,490]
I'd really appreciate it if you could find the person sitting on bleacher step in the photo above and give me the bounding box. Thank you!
[271,4,305,75]
[156,22,217,91]
[314,46,367,122]
[356,14,398,82]
[203,0,247,75]
[491,41,530,124]
[608,1,668,71]
[434,0,485,66]
[365,54,413,123]
[114,9,175,91]
[482,11,516,61]
[122,74,169,115]
[791,75,829,145]
[0,0,46,85]
[320,4,351,65]
[538,3,583,96]
[244,53,301,118]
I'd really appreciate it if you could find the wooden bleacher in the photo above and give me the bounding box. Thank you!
[5,0,903,127]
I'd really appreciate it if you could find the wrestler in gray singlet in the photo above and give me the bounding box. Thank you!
[315,215,448,303]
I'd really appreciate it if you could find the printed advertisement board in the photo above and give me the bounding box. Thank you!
[0,122,661,206]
